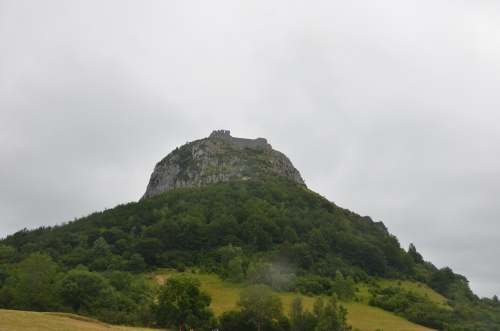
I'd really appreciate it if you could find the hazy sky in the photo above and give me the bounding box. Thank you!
[1,1,499,297]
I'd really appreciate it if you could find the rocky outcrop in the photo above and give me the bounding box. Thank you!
[360,216,389,236]
[141,135,305,199]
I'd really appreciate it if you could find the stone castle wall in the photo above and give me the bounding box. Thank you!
[209,130,271,149]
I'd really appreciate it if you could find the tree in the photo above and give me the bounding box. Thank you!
[154,274,215,330]
[293,243,314,270]
[60,266,110,311]
[429,267,456,296]
[408,243,424,264]
[219,243,242,269]
[315,296,352,331]
[289,296,318,331]
[236,285,286,331]
[128,253,147,272]
[332,271,356,301]
[13,252,59,311]
[0,245,17,263]
[134,238,163,265]
[0,285,15,309]
[308,229,329,258]
[218,309,250,331]
[247,260,272,286]
[283,226,298,244]
[92,237,110,258]
[228,257,244,283]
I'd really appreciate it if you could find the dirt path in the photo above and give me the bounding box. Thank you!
[156,275,166,285]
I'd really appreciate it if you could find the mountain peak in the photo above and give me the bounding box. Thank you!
[141,131,305,199]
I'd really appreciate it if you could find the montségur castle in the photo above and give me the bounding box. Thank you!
[141,130,305,199]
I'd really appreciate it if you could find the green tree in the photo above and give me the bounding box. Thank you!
[289,296,318,331]
[315,296,351,331]
[92,237,110,258]
[0,285,15,309]
[308,229,329,258]
[0,264,11,284]
[128,253,147,272]
[219,243,242,269]
[247,261,259,285]
[60,266,110,311]
[133,238,163,265]
[247,260,272,286]
[408,243,424,264]
[293,243,314,269]
[289,296,304,331]
[0,245,17,263]
[283,226,298,244]
[332,271,356,301]
[429,267,456,296]
[13,252,59,311]
[154,274,214,330]
[228,257,244,283]
[236,285,286,331]
[313,296,324,320]
[218,310,249,331]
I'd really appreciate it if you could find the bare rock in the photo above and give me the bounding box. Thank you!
[360,216,389,236]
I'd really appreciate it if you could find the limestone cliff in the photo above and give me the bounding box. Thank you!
[141,134,305,199]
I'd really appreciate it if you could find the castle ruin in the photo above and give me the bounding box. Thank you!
[209,130,271,149]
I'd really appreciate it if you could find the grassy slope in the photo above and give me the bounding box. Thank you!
[149,269,444,331]
[0,310,152,331]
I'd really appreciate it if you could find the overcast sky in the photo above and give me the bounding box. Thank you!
[1,1,499,297]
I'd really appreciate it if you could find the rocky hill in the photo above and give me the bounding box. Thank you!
[141,131,305,199]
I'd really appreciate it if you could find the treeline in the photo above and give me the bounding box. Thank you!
[0,252,153,325]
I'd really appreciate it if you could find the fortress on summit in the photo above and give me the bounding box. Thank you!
[209,130,271,149]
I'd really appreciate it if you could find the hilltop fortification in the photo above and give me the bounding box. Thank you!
[141,130,305,199]
[209,130,271,149]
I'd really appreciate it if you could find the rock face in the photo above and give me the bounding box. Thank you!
[360,216,390,236]
[141,132,305,199]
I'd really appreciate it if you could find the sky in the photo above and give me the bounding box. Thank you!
[1,0,499,297]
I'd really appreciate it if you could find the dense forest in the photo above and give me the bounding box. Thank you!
[1,175,499,330]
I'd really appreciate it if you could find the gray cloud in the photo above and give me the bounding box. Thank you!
[1,0,499,297]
